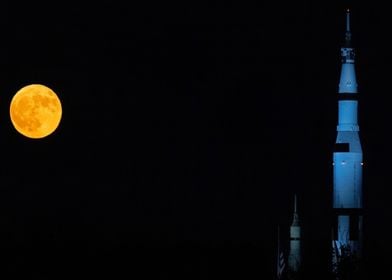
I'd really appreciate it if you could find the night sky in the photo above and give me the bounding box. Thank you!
[0,1,390,279]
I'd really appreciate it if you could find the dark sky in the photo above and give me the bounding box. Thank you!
[0,1,390,279]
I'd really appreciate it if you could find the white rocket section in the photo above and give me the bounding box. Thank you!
[337,101,359,131]
[339,63,357,93]
[288,195,301,272]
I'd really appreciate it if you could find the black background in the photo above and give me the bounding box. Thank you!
[0,1,390,279]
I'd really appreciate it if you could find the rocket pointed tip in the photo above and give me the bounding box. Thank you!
[345,9,351,33]
[294,194,297,213]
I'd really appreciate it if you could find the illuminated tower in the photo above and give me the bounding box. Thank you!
[332,9,363,266]
[288,195,301,273]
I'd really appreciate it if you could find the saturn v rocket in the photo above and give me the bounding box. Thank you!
[288,195,301,273]
[332,9,363,262]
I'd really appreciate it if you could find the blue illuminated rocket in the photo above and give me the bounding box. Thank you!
[332,9,363,263]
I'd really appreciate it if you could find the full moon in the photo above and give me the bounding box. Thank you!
[10,84,62,139]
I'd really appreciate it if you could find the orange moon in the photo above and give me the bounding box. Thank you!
[10,84,62,139]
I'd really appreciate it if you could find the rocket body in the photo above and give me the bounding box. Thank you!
[332,10,363,259]
[288,196,301,272]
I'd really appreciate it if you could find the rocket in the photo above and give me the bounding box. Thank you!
[288,195,301,273]
[332,9,363,260]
